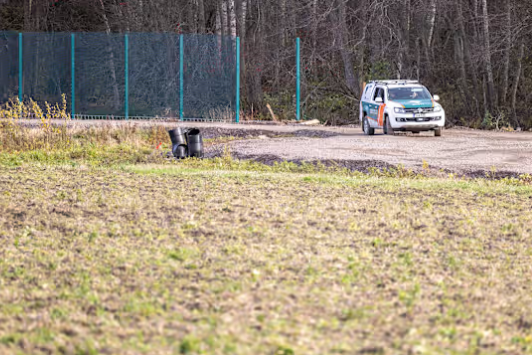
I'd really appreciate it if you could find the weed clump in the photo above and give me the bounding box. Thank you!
[0,95,71,151]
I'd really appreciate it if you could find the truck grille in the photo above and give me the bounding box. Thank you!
[404,107,434,114]
[403,117,438,122]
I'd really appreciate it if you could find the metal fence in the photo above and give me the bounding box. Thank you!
[0,32,242,121]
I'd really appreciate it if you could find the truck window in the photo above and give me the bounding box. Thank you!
[373,88,384,102]
[363,85,374,100]
[372,88,379,101]
[388,86,432,100]
[363,85,371,100]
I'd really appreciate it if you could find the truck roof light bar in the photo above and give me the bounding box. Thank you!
[369,80,420,86]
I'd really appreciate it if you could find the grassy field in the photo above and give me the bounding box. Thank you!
[1,156,532,354]
[1,120,532,354]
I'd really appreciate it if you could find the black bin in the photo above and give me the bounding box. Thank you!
[186,128,204,158]
[168,128,188,159]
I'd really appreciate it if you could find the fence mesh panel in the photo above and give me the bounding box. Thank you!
[0,32,18,103]
[23,32,70,110]
[0,32,237,120]
[75,33,125,117]
[129,33,179,118]
[183,35,236,119]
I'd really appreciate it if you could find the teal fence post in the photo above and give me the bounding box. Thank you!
[236,37,240,123]
[125,33,129,120]
[18,33,22,103]
[296,37,300,121]
[71,33,75,119]
[179,34,184,121]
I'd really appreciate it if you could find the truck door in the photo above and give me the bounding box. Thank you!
[361,84,374,121]
[377,88,387,127]
[369,87,384,127]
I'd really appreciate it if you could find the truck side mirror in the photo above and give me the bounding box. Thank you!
[433,95,440,102]
[375,97,383,104]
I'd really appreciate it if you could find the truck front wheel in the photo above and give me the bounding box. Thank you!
[363,116,375,136]
[385,116,395,136]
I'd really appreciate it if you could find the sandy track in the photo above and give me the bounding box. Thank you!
[225,126,532,175]
[31,120,532,175]
[161,122,531,175]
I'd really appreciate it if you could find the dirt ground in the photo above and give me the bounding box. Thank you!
[225,125,532,176]
[1,165,532,354]
[39,120,532,176]
[172,122,532,176]
[2,122,532,354]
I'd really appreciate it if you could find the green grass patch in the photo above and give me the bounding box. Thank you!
[1,124,532,354]
[0,162,532,354]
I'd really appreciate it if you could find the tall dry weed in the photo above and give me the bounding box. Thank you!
[0,95,71,152]
[206,107,236,122]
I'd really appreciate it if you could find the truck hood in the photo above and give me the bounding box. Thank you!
[390,99,434,109]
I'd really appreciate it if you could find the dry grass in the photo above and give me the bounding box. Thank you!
[1,117,532,354]
[205,107,236,122]
[0,96,72,152]
[0,161,532,354]
[0,97,179,156]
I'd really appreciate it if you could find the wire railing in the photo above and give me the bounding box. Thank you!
[0,31,305,123]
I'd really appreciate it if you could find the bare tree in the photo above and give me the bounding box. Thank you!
[332,0,356,93]
[511,43,525,123]
[99,0,120,111]
[500,0,512,106]
[481,0,496,112]
[1,0,531,127]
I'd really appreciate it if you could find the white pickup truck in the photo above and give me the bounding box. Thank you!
[360,80,446,136]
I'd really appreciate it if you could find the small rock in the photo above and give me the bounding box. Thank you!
[298,119,321,126]
[257,135,269,139]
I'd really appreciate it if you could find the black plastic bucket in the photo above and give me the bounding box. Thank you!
[186,128,204,158]
[168,128,188,159]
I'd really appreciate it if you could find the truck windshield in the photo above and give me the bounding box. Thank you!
[388,87,432,100]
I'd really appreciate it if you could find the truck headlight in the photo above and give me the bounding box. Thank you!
[433,106,442,112]
[394,107,406,114]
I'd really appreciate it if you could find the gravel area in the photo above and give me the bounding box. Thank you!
[28,120,532,176]
[205,124,532,177]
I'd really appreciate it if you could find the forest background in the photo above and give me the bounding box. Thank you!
[0,0,531,128]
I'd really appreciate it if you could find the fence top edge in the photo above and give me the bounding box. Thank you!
[0,31,238,39]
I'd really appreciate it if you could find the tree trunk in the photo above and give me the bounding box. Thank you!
[235,0,242,38]
[458,0,481,118]
[456,40,470,113]
[197,0,206,33]
[455,2,470,113]
[415,37,421,80]
[273,0,286,90]
[311,0,319,68]
[99,0,121,112]
[481,0,496,111]
[482,74,488,115]
[24,0,32,31]
[426,0,436,60]
[246,0,262,110]
[280,0,286,46]
[225,0,233,36]
[335,0,356,93]
[218,0,225,37]
[511,43,524,124]
[500,0,511,106]
[186,1,196,33]
[115,0,129,32]
[357,0,367,94]
[403,0,411,78]
[138,0,144,31]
